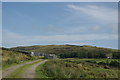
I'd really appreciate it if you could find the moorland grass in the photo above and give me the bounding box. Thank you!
[36,59,119,78]
[36,63,49,78]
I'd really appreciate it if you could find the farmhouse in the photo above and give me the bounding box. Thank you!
[14,49,57,59]
[30,52,57,59]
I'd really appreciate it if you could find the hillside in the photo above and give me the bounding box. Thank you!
[10,45,120,59]
[2,47,41,68]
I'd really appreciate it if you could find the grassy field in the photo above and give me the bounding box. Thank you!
[36,58,119,78]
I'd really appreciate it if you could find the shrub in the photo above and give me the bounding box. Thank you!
[86,60,96,63]
[7,59,16,64]
[98,61,106,65]
[109,60,120,67]
[104,66,110,69]
[112,52,120,59]
[15,60,21,64]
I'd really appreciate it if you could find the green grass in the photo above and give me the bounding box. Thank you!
[10,45,119,57]
[2,48,44,70]
[36,63,49,78]
[37,59,119,78]
[64,58,119,64]
[6,59,44,78]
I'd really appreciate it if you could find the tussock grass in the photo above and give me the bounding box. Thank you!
[37,59,119,78]
[36,63,49,78]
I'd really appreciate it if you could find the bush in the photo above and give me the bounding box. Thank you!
[7,59,16,64]
[15,60,21,64]
[109,61,120,67]
[86,60,96,63]
[98,61,106,65]
[112,52,120,59]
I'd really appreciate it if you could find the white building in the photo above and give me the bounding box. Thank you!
[30,52,34,56]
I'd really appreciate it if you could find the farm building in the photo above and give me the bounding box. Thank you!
[30,52,57,59]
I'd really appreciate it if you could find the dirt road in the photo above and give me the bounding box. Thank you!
[2,59,42,78]
[22,60,47,78]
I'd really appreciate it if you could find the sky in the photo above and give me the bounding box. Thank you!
[0,2,2,48]
[2,2,118,49]
[1,0,120,2]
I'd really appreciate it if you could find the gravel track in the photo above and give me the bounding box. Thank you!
[22,60,47,78]
[2,59,41,78]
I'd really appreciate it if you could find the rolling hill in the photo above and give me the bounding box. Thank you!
[10,45,120,59]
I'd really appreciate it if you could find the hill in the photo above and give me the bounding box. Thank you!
[2,47,40,68]
[10,45,120,59]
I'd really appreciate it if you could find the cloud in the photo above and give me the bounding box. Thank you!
[109,24,118,33]
[44,24,65,33]
[2,3,118,48]
[65,42,93,46]
[90,26,100,31]
[66,26,101,34]
[67,4,118,33]
[2,30,118,47]
[67,4,117,23]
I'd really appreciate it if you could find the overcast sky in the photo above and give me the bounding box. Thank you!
[2,2,118,49]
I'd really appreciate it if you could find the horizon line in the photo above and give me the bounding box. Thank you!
[1,44,118,50]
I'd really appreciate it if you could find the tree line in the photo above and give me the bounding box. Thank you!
[59,50,120,59]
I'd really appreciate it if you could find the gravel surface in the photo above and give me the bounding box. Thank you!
[22,60,47,78]
[2,59,41,78]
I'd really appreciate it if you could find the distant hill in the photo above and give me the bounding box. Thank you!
[10,45,120,58]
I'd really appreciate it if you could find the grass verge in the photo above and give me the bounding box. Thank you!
[36,63,49,78]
